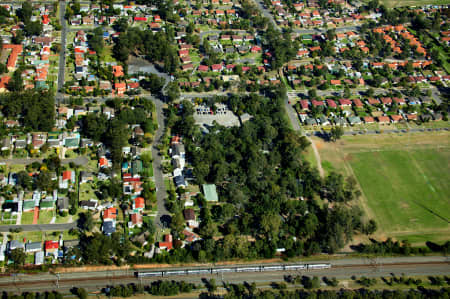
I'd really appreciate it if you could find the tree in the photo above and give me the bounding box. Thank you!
[24,21,43,37]
[10,248,26,268]
[8,70,23,92]
[103,119,128,164]
[260,212,281,239]
[343,86,351,98]
[329,126,344,142]
[16,2,32,23]
[35,171,53,191]
[16,170,32,190]
[11,30,24,44]
[165,81,180,103]
[113,17,129,32]
[82,114,108,141]
[88,27,105,54]
[78,212,94,232]
[75,288,88,299]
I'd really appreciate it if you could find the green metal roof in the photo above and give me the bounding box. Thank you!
[202,184,218,202]
[64,138,79,147]
[40,200,54,208]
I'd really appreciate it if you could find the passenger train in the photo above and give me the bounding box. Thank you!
[135,263,331,278]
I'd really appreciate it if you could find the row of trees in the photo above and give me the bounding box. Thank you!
[201,285,450,299]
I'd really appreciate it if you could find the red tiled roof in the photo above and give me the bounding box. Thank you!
[103,207,117,219]
[134,197,145,209]
[62,170,72,181]
[326,99,337,108]
[45,240,58,250]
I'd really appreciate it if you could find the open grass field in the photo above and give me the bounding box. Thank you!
[366,0,449,8]
[314,131,450,245]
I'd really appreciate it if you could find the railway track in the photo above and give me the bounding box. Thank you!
[0,260,448,290]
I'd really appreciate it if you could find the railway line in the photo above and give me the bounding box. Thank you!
[0,260,448,293]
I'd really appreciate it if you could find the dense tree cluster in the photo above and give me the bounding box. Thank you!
[153,89,370,263]
[0,90,55,131]
[353,238,450,255]
[113,27,178,73]
[262,27,298,69]
[78,233,132,265]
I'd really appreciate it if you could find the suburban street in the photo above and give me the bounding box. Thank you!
[0,256,447,293]
[0,222,76,232]
[151,98,171,230]
[0,156,89,166]
[56,0,67,103]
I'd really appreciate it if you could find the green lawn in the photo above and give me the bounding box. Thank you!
[38,210,55,224]
[349,148,450,237]
[378,0,450,8]
[21,212,35,225]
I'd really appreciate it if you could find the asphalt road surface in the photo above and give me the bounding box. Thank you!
[1,156,89,166]
[56,0,67,103]
[151,98,170,230]
[0,256,448,293]
[0,222,76,232]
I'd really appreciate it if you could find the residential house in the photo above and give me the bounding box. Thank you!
[80,171,94,184]
[132,197,145,211]
[8,240,24,252]
[63,133,80,149]
[25,242,42,253]
[102,220,116,235]
[174,175,187,188]
[158,234,173,251]
[183,208,198,228]
[59,170,75,189]
[57,197,69,211]
[79,199,98,210]
[44,240,59,256]
[128,212,143,228]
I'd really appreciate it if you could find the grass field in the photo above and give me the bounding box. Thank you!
[350,149,450,234]
[315,132,450,245]
[365,0,449,8]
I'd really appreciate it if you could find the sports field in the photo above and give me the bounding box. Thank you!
[315,132,450,245]
[364,0,449,8]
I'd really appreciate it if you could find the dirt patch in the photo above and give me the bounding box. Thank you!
[400,202,410,209]
[343,154,353,162]
[315,140,324,150]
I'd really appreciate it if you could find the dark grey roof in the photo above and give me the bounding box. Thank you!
[174,175,186,187]
[25,242,42,252]
[102,221,116,235]
[63,239,80,248]
[57,197,69,210]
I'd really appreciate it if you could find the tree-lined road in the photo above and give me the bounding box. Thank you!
[56,0,67,103]
[151,98,170,230]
